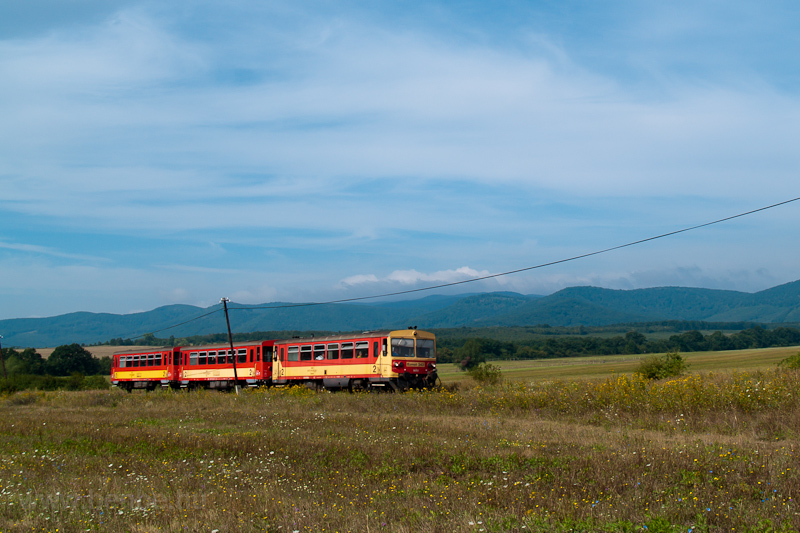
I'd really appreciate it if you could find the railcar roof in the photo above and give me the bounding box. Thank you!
[273,329,432,344]
[113,340,271,355]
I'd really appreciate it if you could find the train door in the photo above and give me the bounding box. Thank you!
[273,344,286,383]
[375,338,386,377]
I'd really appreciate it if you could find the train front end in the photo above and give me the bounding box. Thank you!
[386,329,438,390]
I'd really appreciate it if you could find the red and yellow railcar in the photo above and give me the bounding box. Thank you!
[111,347,182,391]
[272,329,437,391]
[177,340,275,390]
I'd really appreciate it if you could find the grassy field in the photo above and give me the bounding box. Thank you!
[437,346,800,385]
[1,347,799,532]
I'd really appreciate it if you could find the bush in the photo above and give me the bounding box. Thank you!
[83,375,111,390]
[636,351,688,380]
[778,352,800,370]
[468,363,502,385]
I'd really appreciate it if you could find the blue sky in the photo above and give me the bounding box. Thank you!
[1,0,799,320]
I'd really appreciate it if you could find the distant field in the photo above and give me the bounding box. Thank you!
[437,345,800,385]
[36,345,153,359]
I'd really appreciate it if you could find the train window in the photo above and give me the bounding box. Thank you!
[373,341,379,358]
[355,341,369,358]
[287,346,299,362]
[198,351,207,365]
[327,343,339,360]
[190,352,198,366]
[417,339,435,358]
[391,338,415,357]
[256,346,260,362]
[341,342,354,359]
[314,344,325,360]
[210,351,219,365]
[250,349,254,363]
[118,356,125,368]
[146,354,153,367]
[300,345,312,361]
[237,348,247,364]
[157,354,163,366]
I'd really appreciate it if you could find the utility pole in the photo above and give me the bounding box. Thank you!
[220,298,240,395]
[0,335,6,380]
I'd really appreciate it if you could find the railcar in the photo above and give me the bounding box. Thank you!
[178,340,276,390]
[272,329,437,391]
[110,328,437,392]
[111,347,182,391]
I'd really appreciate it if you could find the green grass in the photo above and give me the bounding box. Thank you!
[438,345,800,385]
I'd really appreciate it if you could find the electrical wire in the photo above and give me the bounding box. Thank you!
[127,196,799,338]
[231,196,800,310]
[125,308,223,341]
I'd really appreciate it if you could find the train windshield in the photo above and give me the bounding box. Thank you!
[391,338,415,357]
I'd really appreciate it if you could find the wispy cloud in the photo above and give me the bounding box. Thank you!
[0,241,108,262]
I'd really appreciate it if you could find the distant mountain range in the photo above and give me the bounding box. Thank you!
[3,280,800,347]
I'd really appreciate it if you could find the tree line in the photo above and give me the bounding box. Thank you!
[437,326,800,367]
[0,344,111,393]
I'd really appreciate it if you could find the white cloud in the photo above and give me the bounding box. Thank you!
[340,274,379,286]
[342,267,492,287]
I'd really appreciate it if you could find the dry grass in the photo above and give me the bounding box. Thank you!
[1,368,800,532]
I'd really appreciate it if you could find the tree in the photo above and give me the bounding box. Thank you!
[46,344,100,376]
[6,348,46,375]
[457,339,486,370]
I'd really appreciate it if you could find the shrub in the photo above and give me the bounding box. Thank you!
[83,375,111,390]
[778,352,800,370]
[636,351,688,380]
[468,363,502,385]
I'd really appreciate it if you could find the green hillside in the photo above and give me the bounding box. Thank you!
[2,280,799,347]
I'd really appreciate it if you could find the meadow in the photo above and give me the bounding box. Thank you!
[1,348,799,532]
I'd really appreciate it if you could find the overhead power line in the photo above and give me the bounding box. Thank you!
[232,196,800,310]
[127,196,799,339]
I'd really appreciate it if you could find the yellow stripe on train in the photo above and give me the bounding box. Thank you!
[115,370,168,380]
[183,367,256,379]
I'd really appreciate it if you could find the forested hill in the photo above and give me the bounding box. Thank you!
[2,280,800,347]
